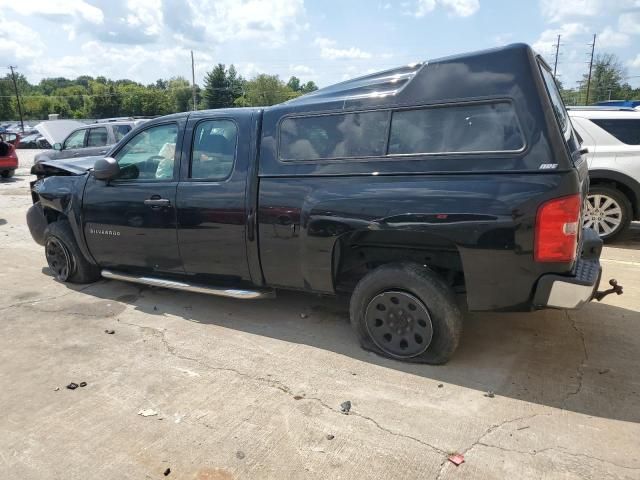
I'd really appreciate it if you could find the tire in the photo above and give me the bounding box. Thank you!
[584,185,632,242]
[349,263,463,365]
[1,170,14,178]
[44,220,101,284]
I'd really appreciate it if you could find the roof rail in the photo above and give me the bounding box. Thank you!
[566,106,636,112]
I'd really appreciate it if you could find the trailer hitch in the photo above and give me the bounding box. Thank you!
[594,279,624,302]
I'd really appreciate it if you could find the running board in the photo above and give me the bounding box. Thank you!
[101,270,275,300]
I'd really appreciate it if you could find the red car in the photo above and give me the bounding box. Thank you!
[0,133,19,178]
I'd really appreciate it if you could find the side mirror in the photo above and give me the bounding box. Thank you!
[53,142,63,151]
[93,157,120,181]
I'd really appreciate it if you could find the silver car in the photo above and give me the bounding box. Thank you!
[569,107,640,241]
[33,120,143,164]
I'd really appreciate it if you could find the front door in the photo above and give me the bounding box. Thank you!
[176,112,251,281]
[83,121,185,273]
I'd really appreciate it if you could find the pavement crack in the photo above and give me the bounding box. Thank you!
[121,319,448,458]
[474,443,639,471]
[0,283,101,313]
[563,310,588,406]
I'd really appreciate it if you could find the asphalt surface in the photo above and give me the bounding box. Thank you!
[1,152,639,479]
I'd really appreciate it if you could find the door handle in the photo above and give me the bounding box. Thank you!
[99,150,107,154]
[144,197,171,208]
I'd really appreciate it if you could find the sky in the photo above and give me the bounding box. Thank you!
[1,0,639,90]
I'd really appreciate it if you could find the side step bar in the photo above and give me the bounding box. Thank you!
[101,270,275,300]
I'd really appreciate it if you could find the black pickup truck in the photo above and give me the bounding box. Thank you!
[27,44,621,364]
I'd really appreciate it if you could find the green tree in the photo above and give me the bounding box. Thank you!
[203,64,231,109]
[0,78,15,121]
[235,74,300,107]
[300,81,318,94]
[287,76,301,92]
[226,64,245,106]
[579,53,626,104]
[168,77,193,112]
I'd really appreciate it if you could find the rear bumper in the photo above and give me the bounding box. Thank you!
[0,159,18,170]
[532,228,603,309]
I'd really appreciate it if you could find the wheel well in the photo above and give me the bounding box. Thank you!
[590,178,639,220]
[334,232,465,294]
[43,208,64,225]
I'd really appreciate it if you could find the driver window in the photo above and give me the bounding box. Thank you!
[64,129,86,149]
[191,119,237,180]
[114,123,178,180]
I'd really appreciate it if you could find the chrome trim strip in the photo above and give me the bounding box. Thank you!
[101,270,275,300]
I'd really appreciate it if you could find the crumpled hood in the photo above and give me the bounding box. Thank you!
[31,155,102,177]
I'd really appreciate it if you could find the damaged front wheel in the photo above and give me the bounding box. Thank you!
[44,221,100,284]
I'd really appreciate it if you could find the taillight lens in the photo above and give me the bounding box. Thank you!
[534,194,581,262]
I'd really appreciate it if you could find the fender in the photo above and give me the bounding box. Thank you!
[589,169,640,219]
[32,174,97,265]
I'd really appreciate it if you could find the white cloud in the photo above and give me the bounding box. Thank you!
[619,12,640,35]
[598,26,630,47]
[290,65,315,75]
[314,36,372,59]
[540,0,640,23]
[533,23,588,55]
[0,14,46,63]
[0,0,104,23]
[413,0,479,17]
[629,54,640,69]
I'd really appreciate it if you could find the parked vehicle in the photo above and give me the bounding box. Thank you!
[27,44,621,364]
[568,107,640,241]
[33,120,144,164]
[18,133,51,149]
[0,134,19,178]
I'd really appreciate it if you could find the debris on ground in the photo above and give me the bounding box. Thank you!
[340,401,351,414]
[517,426,530,431]
[66,383,78,390]
[326,434,335,440]
[163,468,171,476]
[293,395,303,400]
[236,451,245,460]
[104,329,115,334]
[54,387,60,391]
[599,368,610,375]
[79,382,87,387]
[300,313,308,319]
[448,453,465,466]
[138,409,158,417]
[484,391,495,398]
[438,384,443,388]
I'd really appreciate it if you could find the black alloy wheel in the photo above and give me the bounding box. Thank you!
[45,237,73,281]
[365,290,434,358]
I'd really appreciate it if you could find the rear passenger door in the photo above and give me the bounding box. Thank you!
[176,112,252,281]
[83,126,111,157]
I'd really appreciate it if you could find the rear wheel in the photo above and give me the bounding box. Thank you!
[44,221,101,283]
[349,263,463,364]
[1,170,14,178]
[583,185,631,242]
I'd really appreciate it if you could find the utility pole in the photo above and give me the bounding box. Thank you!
[585,34,596,105]
[553,34,561,77]
[191,50,197,111]
[8,66,24,133]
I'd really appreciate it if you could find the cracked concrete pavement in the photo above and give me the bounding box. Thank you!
[1,156,640,479]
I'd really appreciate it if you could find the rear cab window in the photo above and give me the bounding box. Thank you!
[278,101,524,161]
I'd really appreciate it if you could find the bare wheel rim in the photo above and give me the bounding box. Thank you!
[45,237,72,281]
[583,193,623,237]
[365,291,433,358]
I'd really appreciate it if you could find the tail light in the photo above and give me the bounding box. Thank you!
[534,194,581,263]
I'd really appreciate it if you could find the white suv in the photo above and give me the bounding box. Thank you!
[568,107,640,241]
